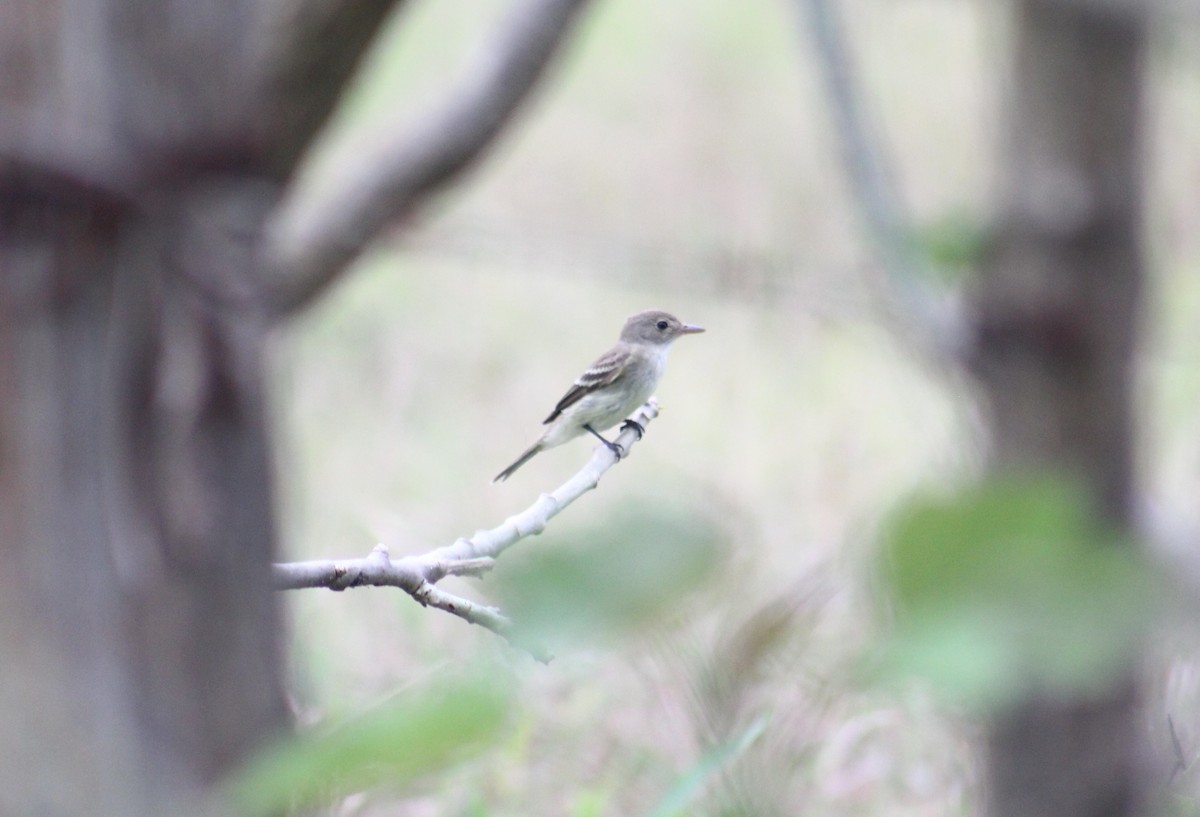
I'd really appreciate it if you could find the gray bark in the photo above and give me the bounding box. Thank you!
[0,170,287,815]
[0,0,297,778]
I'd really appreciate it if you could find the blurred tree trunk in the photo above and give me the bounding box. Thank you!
[974,1,1149,815]
[0,4,288,815]
[0,173,286,816]
[0,0,586,813]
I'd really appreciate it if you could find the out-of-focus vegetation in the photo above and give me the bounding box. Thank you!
[232,674,510,816]
[878,475,1160,711]
[269,0,1200,814]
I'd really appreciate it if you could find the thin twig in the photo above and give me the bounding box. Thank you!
[273,399,661,659]
[1168,714,1187,785]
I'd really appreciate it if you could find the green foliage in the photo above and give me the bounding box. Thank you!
[570,785,615,817]
[229,673,509,816]
[495,502,726,647]
[877,474,1160,710]
[913,211,987,283]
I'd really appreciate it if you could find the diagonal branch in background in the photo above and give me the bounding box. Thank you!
[792,0,963,361]
[263,0,412,176]
[262,0,593,317]
[272,399,661,659]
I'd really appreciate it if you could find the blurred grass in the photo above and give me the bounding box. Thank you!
[269,0,1200,814]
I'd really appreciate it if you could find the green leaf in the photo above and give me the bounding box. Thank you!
[229,673,509,816]
[877,474,1160,709]
[495,502,725,645]
[913,210,987,281]
[873,611,1018,707]
[643,715,768,817]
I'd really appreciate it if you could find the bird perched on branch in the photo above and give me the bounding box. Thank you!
[493,309,705,483]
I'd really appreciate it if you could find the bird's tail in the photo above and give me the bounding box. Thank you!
[493,442,542,483]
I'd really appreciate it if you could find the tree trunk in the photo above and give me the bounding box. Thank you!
[974,1,1149,815]
[0,1,288,813]
[0,169,288,817]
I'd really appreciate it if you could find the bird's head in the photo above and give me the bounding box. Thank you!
[619,310,706,345]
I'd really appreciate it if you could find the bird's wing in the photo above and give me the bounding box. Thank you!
[542,346,630,424]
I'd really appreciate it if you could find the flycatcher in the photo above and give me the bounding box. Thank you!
[493,309,705,483]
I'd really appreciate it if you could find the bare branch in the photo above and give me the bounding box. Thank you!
[262,0,592,316]
[409,583,518,647]
[792,0,964,362]
[272,399,661,658]
[262,0,409,176]
[271,543,423,591]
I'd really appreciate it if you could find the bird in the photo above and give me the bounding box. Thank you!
[493,309,705,483]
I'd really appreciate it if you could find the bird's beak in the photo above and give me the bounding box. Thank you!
[680,323,705,334]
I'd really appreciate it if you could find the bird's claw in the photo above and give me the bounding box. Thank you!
[620,419,645,440]
[604,440,625,458]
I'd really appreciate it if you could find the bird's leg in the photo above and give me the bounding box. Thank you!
[619,419,645,440]
[583,424,624,457]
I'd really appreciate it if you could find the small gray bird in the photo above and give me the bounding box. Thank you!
[493,309,705,483]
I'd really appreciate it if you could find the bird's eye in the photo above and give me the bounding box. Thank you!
[656,320,669,331]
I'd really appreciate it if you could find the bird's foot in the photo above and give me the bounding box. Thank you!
[584,424,625,458]
[619,419,645,440]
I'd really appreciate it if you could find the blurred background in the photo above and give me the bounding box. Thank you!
[270,1,1200,814]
